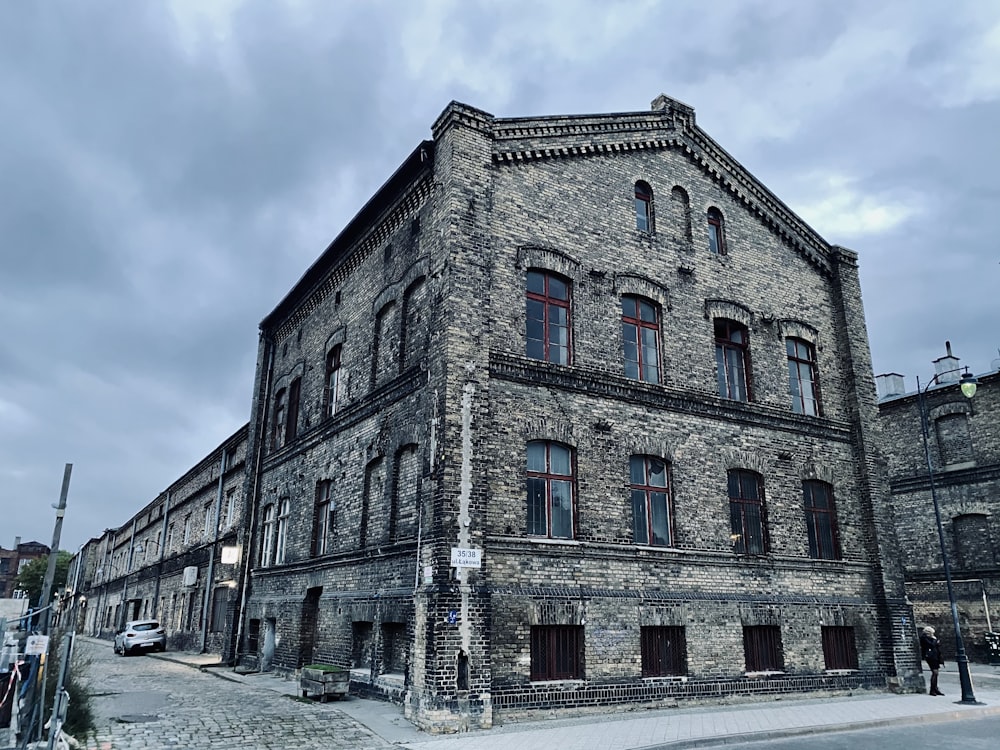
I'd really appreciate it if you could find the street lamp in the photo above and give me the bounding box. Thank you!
[916,367,981,704]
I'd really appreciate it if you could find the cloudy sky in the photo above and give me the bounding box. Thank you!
[2,0,998,554]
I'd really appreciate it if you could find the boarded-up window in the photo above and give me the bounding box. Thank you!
[954,513,994,569]
[936,413,972,466]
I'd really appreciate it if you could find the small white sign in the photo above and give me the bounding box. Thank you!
[450,547,482,568]
[25,635,49,656]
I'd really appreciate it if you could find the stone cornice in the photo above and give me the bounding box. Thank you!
[489,350,853,442]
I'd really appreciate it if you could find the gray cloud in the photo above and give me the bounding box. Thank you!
[2,0,997,551]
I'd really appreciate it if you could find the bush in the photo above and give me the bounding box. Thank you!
[43,629,94,739]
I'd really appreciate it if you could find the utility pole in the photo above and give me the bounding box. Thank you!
[38,463,72,634]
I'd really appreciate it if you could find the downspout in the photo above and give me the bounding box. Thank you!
[231,335,275,667]
[152,491,171,620]
[120,518,137,628]
[200,448,228,653]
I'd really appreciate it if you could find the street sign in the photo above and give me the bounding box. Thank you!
[25,635,49,656]
[450,547,482,568]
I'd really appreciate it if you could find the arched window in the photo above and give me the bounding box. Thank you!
[670,186,692,243]
[526,440,575,539]
[325,346,342,418]
[270,388,287,451]
[935,413,972,466]
[707,207,727,255]
[635,181,653,233]
[372,301,399,386]
[622,296,660,383]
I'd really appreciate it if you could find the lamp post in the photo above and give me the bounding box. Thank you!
[916,367,981,704]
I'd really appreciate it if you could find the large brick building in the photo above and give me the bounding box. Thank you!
[236,95,922,731]
[877,346,1000,661]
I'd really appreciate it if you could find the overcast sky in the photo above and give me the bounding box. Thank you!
[2,0,998,555]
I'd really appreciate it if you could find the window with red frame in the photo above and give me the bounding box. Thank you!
[634,181,653,232]
[526,440,574,539]
[804,480,840,560]
[622,296,660,383]
[729,469,767,555]
[630,455,671,546]
[707,207,727,255]
[714,319,751,401]
[526,271,571,365]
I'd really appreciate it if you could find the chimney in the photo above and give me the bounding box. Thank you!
[932,341,961,383]
[876,373,906,401]
[14,536,20,548]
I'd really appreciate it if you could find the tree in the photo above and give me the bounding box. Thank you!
[15,551,72,607]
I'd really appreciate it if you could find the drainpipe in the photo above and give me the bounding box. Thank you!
[120,518,137,628]
[200,448,228,652]
[152,492,171,620]
[231,335,275,666]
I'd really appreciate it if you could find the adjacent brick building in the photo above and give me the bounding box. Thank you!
[0,539,49,599]
[877,346,1000,661]
[237,95,922,731]
[78,425,248,656]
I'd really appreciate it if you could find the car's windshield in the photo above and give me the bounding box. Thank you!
[132,622,160,632]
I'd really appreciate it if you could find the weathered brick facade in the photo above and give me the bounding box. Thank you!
[77,426,248,659]
[877,348,1000,662]
[239,96,922,732]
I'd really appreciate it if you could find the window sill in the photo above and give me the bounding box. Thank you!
[642,675,688,683]
[823,669,858,676]
[529,678,585,687]
[744,670,785,678]
[526,537,581,547]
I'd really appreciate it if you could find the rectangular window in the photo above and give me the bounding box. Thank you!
[822,626,858,670]
[530,625,583,681]
[312,481,334,556]
[260,504,275,567]
[165,523,174,552]
[203,501,214,540]
[630,455,671,546]
[271,388,287,451]
[804,481,839,560]
[744,625,783,672]
[526,270,571,365]
[526,441,574,539]
[286,377,301,441]
[729,470,767,555]
[715,319,750,401]
[635,181,653,233]
[183,514,192,545]
[247,618,261,653]
[210,587,228,633]
[622,296,660,383]
[786,338,821,415]
[275,498,290,565]
[224,488,236,529]
[641,626,686,677]
[325,346,342,418]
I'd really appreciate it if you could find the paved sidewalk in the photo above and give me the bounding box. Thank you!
[146,643,1000,750]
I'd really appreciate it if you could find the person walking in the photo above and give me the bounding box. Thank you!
[920,626,945,695]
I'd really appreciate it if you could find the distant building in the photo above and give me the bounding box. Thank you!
[877,345,1000,660]
[0,538,50,598]
[234,95,922,731]
[76,425,248,655]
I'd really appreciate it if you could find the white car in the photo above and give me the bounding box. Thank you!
[114,620,166,656]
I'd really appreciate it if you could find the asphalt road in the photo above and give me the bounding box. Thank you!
[706,713,1000,749]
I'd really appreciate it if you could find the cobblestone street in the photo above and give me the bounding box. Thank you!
[76,639,394,750]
